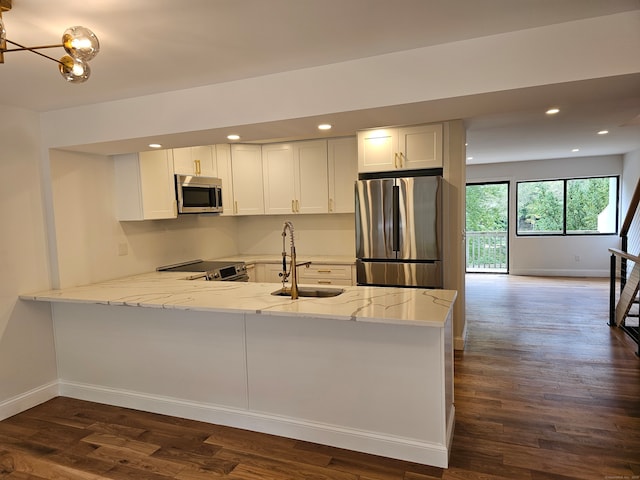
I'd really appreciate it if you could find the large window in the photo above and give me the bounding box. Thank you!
[516,176,618,236]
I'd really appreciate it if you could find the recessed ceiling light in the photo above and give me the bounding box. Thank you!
[572,148,580,152]
[545,108,560,115]
[227,134,240,141]
[148,143,162,149]
[597,130,609,135]
[318,124,332,130]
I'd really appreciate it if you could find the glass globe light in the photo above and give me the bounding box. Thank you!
[62,26,99,62]
[0,14,6,62]
[58,55,90,83]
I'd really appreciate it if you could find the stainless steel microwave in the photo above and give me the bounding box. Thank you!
[175,175,223,214]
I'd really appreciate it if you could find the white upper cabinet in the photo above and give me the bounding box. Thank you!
[173,145,216,177]
[215,144,235,216]
[357,123,443,173]
[230,144,264,215]
[262,143,296,215]
[114,150,177,221]
[262,140,328,215]
[293,140,328,214]
[328,137,357,213]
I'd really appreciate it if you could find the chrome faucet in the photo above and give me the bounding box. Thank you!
[281,221,310,299]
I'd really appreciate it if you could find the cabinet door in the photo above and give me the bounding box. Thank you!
[294,140,328,214]
[114,150,177,221]
[173,146,216,176]
[263,264,285,283]
[397,124,443,169]
[192,145,217,177]
[138,150,177,219]
[357,128,397,173]
[215,144,235,216]
[231,144,264,215]
[262,143,295,215]
[245,263,257,282]
[328,137,357,213]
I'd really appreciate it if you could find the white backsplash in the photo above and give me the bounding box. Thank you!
[236,214,355,257]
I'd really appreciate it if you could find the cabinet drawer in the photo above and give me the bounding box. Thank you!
[298,264,352,281]
[298,277,353,286]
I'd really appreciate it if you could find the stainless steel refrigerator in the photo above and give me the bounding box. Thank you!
[355,174,442,288]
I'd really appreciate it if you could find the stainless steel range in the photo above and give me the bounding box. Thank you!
[157,259,248,281]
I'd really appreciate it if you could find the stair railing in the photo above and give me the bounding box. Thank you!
[609,178,640,356]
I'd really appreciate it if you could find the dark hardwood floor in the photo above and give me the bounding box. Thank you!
[1,274,639,479]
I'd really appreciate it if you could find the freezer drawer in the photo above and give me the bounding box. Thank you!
[356,260,442,288]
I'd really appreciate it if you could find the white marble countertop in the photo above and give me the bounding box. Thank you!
[20,272,456,328]
[214,254,356,265]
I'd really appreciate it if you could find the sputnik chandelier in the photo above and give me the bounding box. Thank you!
[0,0,99,83]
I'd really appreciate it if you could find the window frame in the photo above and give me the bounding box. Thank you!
[515,175,619,237]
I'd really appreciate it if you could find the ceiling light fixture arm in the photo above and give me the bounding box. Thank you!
[3,39,66,66]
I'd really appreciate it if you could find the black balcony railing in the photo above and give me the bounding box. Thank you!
[466,231,508,272]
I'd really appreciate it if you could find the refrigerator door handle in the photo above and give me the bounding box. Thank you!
[392,185,400,252]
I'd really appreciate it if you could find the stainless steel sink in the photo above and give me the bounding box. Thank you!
[271,286,344,298]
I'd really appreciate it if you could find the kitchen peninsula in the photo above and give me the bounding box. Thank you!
[21,273,456,468]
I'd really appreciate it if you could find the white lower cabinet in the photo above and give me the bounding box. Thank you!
[114,150,177,221]
[245,262,257,282]
[254,262,354,286]
[260,263,285,283]
[298,264,354,286]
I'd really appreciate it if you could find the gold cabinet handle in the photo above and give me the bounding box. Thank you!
[318,280,332,285]
[234,200,238,214]
[292,200,295,213]
[394,152,398,168]
[399,152,405,168]
[296,200,300,212]
[329,198,333,212]
[318,269,332,274]
[194,159,201,175]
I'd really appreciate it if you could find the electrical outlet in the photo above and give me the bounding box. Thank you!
[118,243,128,256]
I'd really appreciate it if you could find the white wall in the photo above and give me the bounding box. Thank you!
[621,148,640,259]
[40,12,640,151]
[622,148,640,212]
[0,106,58,418]
[236,214,355,257]
[467,155,623,276]
[49,149,240,288]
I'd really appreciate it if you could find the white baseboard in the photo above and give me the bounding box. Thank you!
[0,381,59,421]
[509,268,608,277]
[454,320,467,351]
[60,380,450,468]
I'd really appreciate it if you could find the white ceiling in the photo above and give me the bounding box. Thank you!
[1,0,639,164]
